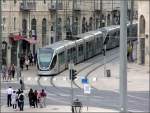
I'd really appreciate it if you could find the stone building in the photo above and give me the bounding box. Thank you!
[137,1,149,65]
[1,0,137,65]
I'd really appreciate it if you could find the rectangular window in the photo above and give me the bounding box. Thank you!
[78,44,83,56]
[58,51,65,65]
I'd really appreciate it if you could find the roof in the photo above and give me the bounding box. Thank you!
[44,40,73,50]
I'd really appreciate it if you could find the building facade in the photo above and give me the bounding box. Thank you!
[1,0,137,66]
[137,1,149,65]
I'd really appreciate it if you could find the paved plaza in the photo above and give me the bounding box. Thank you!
[1,48,149,112]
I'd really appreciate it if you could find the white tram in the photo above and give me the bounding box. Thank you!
[37,23,137,76]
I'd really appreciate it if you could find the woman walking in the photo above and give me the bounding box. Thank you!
[12,90,17,109]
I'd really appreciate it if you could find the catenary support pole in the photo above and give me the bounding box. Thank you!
[0,0,2,71]
[120,0,128,112]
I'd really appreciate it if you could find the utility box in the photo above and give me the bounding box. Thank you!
[106,69,111,77]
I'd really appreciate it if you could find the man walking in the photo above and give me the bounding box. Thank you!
[6,86,13,107]
[18,90,25,111]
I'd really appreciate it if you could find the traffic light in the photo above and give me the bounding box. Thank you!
[70,69,77,81]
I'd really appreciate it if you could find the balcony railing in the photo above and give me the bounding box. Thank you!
[48,2,63,12]
[20,2,36,11]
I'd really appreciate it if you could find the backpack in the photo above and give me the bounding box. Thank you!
[19,94,24,101]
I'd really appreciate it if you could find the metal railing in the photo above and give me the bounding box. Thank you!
[20,2,36,11]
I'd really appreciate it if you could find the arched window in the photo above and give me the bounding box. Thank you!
[82,17,86,33]
[22,19,27,36]
[56,18,62,41]
[73,17,78,35]
[139,15,145,36]
[107,14,110,26]
[31,18,37,38]
[42,18,47,46]
[89,17,93,31]
[66,17,70,32]
[31,18,37,54]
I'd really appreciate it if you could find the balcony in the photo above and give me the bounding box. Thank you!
[20,2,36,11]
[48,2,63,12]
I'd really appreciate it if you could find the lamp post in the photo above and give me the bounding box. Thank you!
[0,0,2,71]
[72,99,82,113]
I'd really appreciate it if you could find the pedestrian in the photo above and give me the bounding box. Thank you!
[33,90,38,108]
[40,89,47,108]
[33,53,37,65]
[7,66,12,81]
[20,55,25,71]
[11,64,16,79]
[20,79,25,90]
[28,52,33,66]
[18,90,25,111]
[6,86,13,107]
[25,57,30,70]
[16,89,21,108]
[28,88,34,107]
[12,90,17,109]
[37,91,42,108]
[2,65,7,81]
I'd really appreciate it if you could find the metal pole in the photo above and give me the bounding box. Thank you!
[17,40,20,81]
[130,0,134,37]
[104,44,106,77]
[100,0,103,27]
[0,0,2,71]
[69,62,74,112]
[72,0,75,37]
[120,0,128,112]
[55,0,58,42]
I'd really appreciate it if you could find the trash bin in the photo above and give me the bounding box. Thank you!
[106,69,111,77]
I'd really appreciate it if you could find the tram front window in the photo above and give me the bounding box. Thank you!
[39,48,53,69]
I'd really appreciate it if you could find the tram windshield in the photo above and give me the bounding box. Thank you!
[38,48,54,68]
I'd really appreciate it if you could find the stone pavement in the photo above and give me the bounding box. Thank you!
[1,105,119,112]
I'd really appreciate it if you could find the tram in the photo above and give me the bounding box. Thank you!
[37,23,137,76]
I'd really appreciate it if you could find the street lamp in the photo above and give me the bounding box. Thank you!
[72,99,82,113]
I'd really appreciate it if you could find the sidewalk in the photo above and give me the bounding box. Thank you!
[1,105,119,112]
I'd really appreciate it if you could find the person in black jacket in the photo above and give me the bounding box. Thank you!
[28,89,34,107]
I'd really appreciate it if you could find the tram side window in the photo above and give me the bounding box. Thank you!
[72,47,76,60]
[78,44,83,56]
[96,37,101,49]
[67,49,71,62]
[50,55,57,69]
[58,52,65,65]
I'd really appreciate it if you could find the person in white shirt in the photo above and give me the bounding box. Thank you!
[7,86,13,107]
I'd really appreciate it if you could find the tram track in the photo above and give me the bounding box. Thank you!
[37,76,68,97]
[73,48,119,89]
[50,76,70,94]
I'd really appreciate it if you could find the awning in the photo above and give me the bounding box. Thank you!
[24,37,38,44]
[9,34,38,44]
[14,35,24,41]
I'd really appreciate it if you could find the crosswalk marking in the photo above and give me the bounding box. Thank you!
[92,77,97,82]
[27,77,31,81]
[63,77,67,81]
